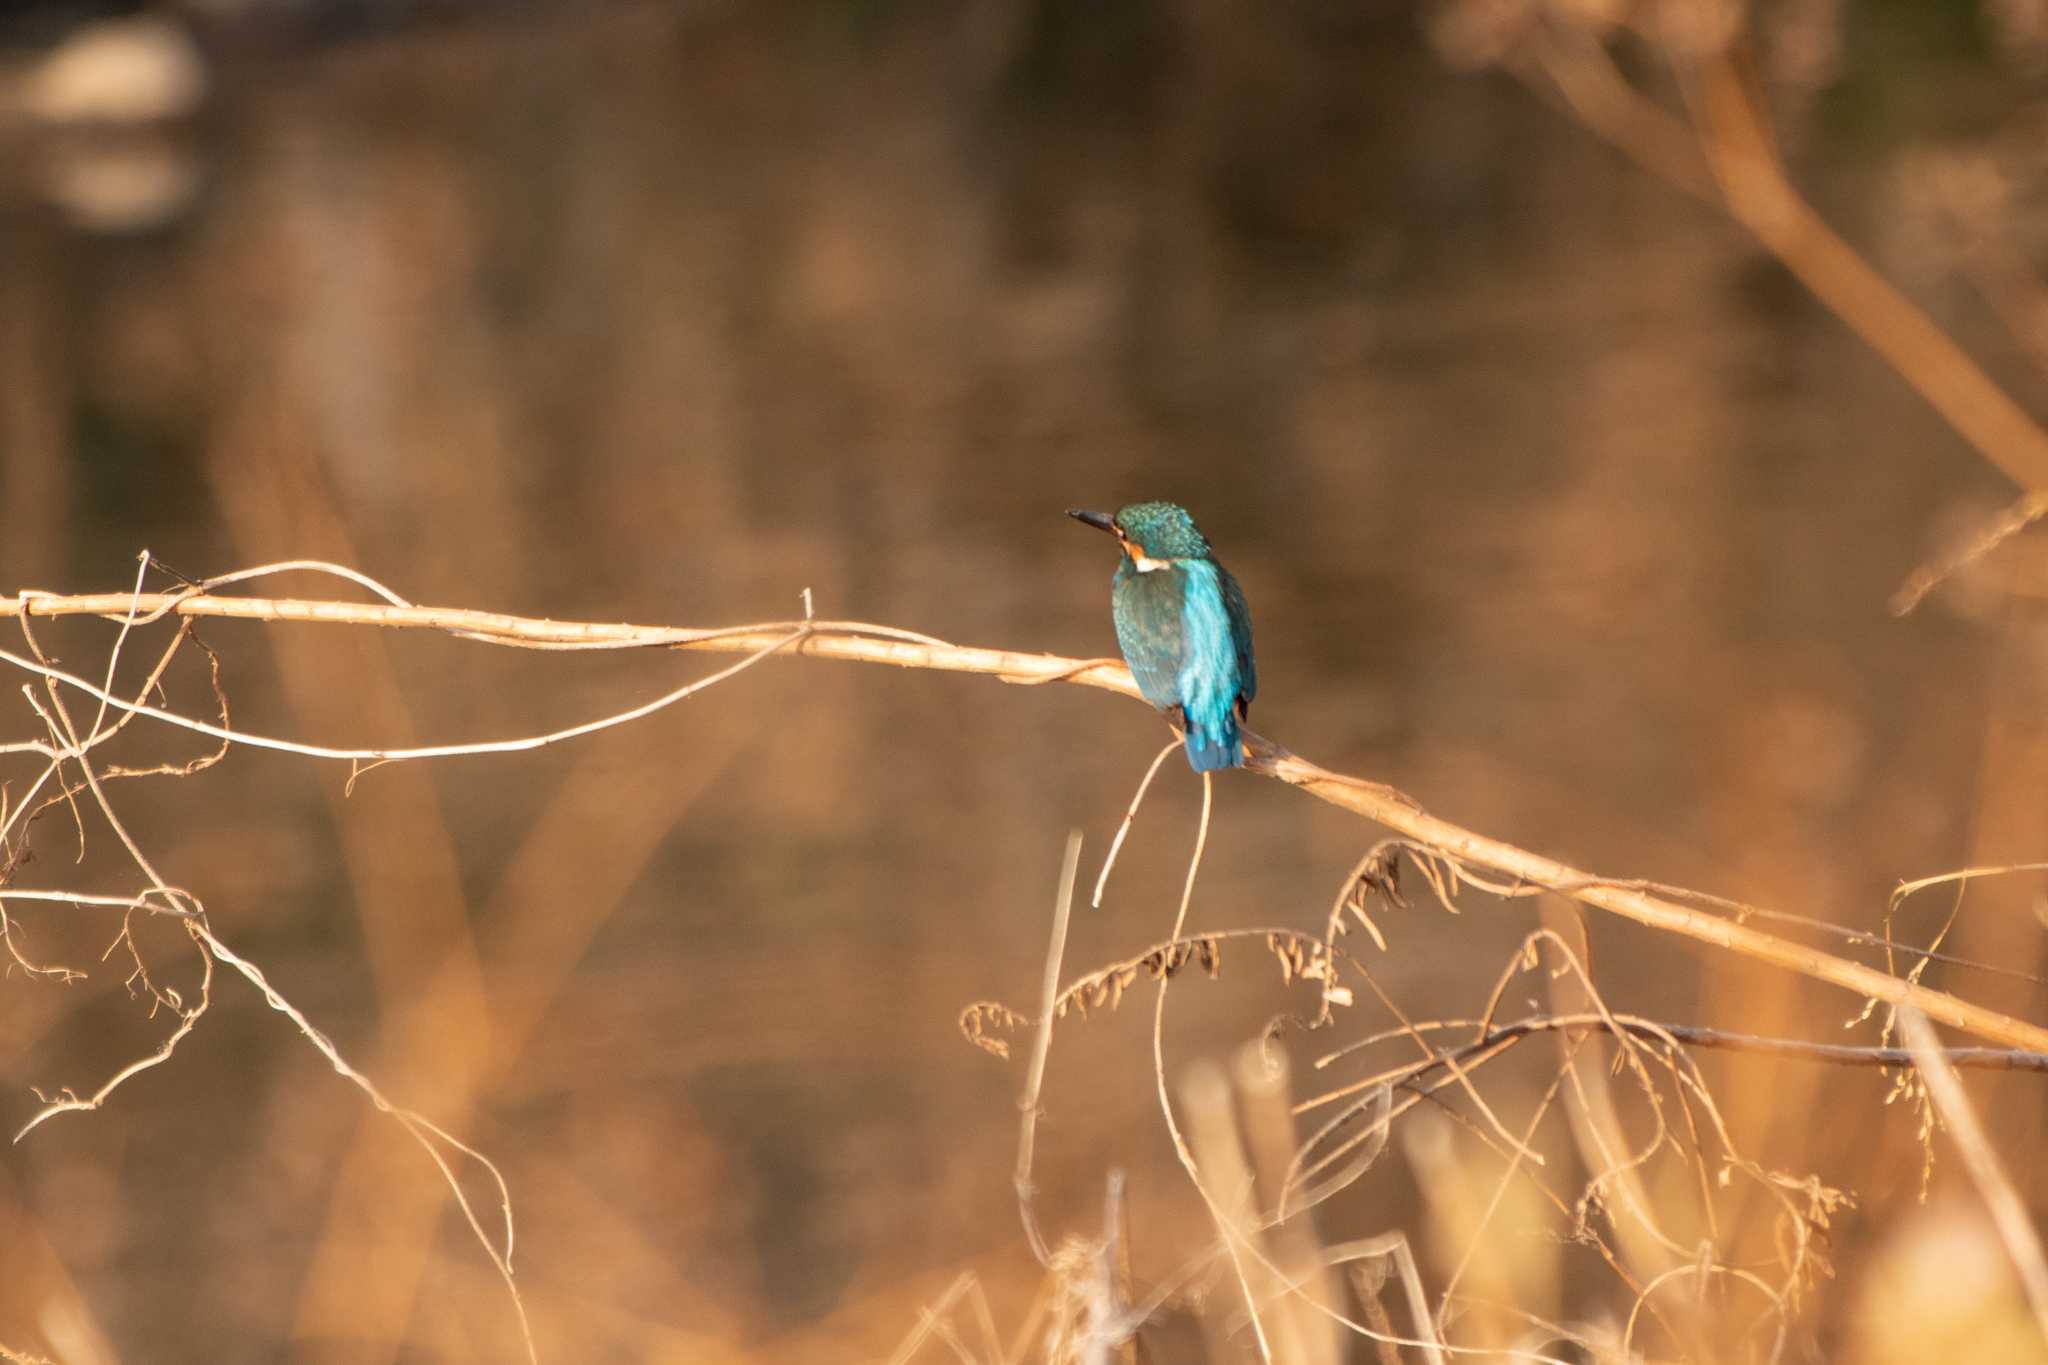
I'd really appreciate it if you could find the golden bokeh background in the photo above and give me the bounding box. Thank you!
[4,4,2048,1362]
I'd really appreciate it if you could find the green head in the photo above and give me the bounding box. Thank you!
[1067,501,1213,563]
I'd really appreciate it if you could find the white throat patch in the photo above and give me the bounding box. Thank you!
[1132,554,1171,573]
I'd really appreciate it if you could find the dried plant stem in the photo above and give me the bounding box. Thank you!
[1016,831,1083,1268]
[1899,1007,2048,1341]
[1093,740,1180,908]
[6,585,2046,1054]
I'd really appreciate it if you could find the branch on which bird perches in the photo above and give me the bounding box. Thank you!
[5,560,2046,1055]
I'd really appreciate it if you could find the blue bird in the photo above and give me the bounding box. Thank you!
[1068,501,1257,772]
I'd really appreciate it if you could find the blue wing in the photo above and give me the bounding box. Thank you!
[1219,561,1255,714]
[1110,564,1186,712]
[1174,560,1249,771]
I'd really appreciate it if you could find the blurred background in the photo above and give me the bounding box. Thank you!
[4,1,2048,1361]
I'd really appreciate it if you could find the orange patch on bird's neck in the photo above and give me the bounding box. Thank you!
[1116,533,1171,573]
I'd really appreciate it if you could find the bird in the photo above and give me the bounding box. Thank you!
[1067,501,1256,772]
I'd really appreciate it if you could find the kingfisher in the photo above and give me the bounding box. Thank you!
[1068,501,1257,772]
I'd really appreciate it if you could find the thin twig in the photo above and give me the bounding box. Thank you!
[1093,740,1180,909]
[0,626,809,768]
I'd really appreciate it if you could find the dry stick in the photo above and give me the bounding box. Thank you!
[1480,862,2048,991]
[7,590,2048,1054]
[0,589,945,651]
[1899,1007,2048,1342]
[1016,830,1083,1269]
[1259,748,2048,1055]
[1,626,805,766]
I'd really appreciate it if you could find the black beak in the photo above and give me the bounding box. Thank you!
[1067,508,1117,535]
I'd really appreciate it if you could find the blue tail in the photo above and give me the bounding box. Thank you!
[1182,715,1242,772]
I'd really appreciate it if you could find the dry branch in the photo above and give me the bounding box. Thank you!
[7,586,2047,1054]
